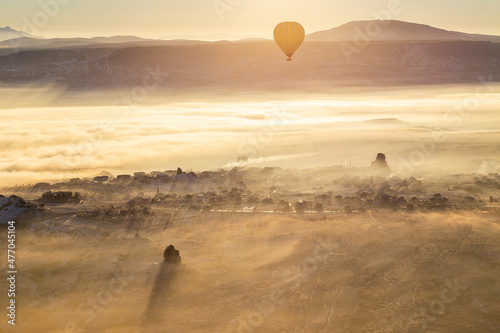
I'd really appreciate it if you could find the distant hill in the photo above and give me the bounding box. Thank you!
[0,35,159,50]
[0,35,218,51]
[1,39,498,89]
[363,118,411,127]
[306,20,500,42]
[0,26,38,42]
[3,20,500,51]
[0,20,499,89]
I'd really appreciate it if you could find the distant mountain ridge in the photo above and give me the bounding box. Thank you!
[0,35,155,50]
[2,20,500,48]
[0,20,499,89]
[0,26,37,42]
[1,39,498,89]
[306,20,500,42]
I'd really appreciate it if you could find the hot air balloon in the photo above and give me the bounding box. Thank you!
[273,22,305,61]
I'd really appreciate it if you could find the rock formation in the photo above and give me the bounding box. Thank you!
[0,195,39,224]
[163,245,181,264]
[370,153,390,171]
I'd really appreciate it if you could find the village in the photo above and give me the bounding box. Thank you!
[2,154,499,225]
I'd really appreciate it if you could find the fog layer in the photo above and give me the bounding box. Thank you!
[2,84,499,186]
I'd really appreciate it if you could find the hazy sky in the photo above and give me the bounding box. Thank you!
[1,0,499,38]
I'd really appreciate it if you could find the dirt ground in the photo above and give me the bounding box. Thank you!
[2,209,499,333]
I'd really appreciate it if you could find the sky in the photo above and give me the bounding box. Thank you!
[0,0,499,39]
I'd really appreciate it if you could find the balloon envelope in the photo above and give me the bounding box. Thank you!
[273,22,305,61]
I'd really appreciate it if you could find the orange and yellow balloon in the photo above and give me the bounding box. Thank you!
[273,22,305,61]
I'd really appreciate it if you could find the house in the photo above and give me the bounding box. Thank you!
[93,176,109,183]
[41,191,78,203]
[117,174,132,181]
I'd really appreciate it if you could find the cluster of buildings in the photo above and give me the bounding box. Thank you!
[41,191,82,204]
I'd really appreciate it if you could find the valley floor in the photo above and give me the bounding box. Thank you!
[3,209,499,332]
